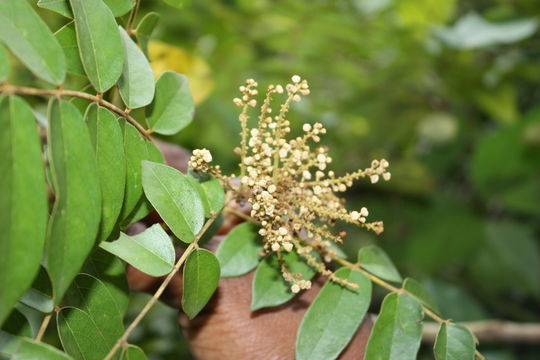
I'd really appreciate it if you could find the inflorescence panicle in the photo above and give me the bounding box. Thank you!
[189,75,391,292]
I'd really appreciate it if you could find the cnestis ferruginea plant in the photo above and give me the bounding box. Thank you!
[189,75,485,360]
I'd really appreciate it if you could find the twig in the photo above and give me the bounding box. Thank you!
[126,0,142,32]
[35,313,52,342]
[423,320,540,344]
[103,208,224,360]
[0,84,151,140]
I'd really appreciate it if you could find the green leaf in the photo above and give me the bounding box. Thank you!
[37,0,73,18]
[296,268,371,360]
[182,249,220,319]
[69,0,124,92]
[251,251,316,311]
[100,224,175,276]
[103,0,136,17]
[403,277,440,313]
[38,0,136,17]
[19,267,54,314]
[45,99,101,304]
[118,27,155,109]
[146,71,195,135]
[86,105,126,242]
[0,96,48,325]
[0,43,8,82]
[13,338,72,360]
[216,222,262,277]
[141,161,205,243]
[122,345,147,360]
[82,248,130,316]
[136,12,160,56]
[2,309,32,338]
[358,245,402,283]
[364,293,424,360]
[119,121,148,223]
[62,274,124,352]
[57,308,112,360]
[121,141,164,226]
[198,176,225,217]
[471,221,540,297]
[55,22,85,76]
[434,323,476,360]
[0,0,66,85]
[162,0,189,9]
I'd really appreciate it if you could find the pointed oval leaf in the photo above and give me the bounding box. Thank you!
[45,100,101,304]
[216,222,262,277]
[69,0,124,92]
[122,345,147,360]
[82,248,130,316]
[13,338,72,360]
[198,176,225,216]
[182,249,220,319]
[364,293,424,360]
[85,105,126,241]
[403,277,440,313]
[63,274,125,339]
[136,12,160,56]
[0,44,8,82]
[55,22,85,76]
[142,161,205,243]
[434,323,476,360]
[100,224,174,276]
[119,121,148,223]
[37,0,73,18]
[251,251,317,311]
[296,268,372,360]
[0,96,48,325]
[146,71,195,135]
[38,0,135,17]
[57,307,112,360]
[358,245,402,283]
[121,141,164,226]
[118,27,155,109]
[0,0,65,85]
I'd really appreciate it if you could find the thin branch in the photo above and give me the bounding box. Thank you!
[103,208,225,360]
[34,313,52,342]
[126,0,142,32]
[0,84,151,141]
[423,320,540,344]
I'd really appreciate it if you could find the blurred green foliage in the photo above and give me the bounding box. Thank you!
[27,0,540,358]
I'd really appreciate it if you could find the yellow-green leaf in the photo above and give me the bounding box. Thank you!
[0,43,8,82]
[13,338,72,360]
[136,12,160,56]
[0,96,48,325]
[0,0,66,85]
